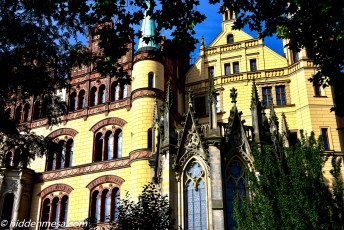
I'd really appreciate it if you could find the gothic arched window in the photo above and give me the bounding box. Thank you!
[93,129,123,162]
[184,161,207,230]
[40,193,69,228]
[69,92,77,111]
[23,103,30,122]
[110,82,117,101]
[90,87,98,106]
[78,90,86,109]
[46,139,74,171]
[15,105,22,123]
[225,159,246,230]
[33,100,41,120]
[99,84,106,104]
[148,72,154,88]
[90,187,120,223]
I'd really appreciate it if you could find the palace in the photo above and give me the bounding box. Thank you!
[0,7,343,230]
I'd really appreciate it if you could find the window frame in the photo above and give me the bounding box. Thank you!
[249,59,257,72]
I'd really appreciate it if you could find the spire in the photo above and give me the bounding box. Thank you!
[152,98,159,126]
[208,72,217,130]
[165,80,173,110]
[137,1,159,52]
[250,81,263,143]
[281,113,289,147]
[250,80,260,109]
[269,99,279,133]
[187,89,193,108]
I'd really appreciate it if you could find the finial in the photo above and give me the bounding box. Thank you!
[201,35,205,48]
[230,87,237,104]
[165,80,173,109]
[251,79,260,108]
[187,89,193,108]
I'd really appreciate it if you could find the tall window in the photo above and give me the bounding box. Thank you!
[148,72,154,88]
[41,194,69,228]
[250,59,257,72]
[91,187,120,223]
[69,92,77,111]
[262,87,272,106]
[276,85,286,105]
[15,105,22,123]
[90,87,97,106]
[184,161,207,230]
[99,85,106,104]
[224,64,231,75]
[33,101,41,120]
[23,103,30,122]
[226,160,246,230]
[208,66,214,78]
[147,128,152,149]
[46,139,73,171]
[94,129,122,162]
[321,128,330,150]
[123,84,128,98]
[227,34,234,44]
[314,85,321,96]
[233,62,240,74]
[216,93,221,113]
[78,90,86,109]
[0,193,14,228]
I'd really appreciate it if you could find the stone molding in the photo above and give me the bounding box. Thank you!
[86,175,125,190]
[131,88,164,102]
[89,117,127,132]
[46,128,79,139]
[35,150,152,183]
[38,183,74,198]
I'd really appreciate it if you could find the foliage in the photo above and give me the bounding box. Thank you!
[111,182,175,230]
[0,0,206,167]
[210,0,344,116]
[234,131,344,229]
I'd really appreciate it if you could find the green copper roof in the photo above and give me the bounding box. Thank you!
[137,3,159,51]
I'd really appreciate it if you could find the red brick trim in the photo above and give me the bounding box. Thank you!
[89,117,127,132]
[86,175,125,190]
[46,128,78,139]
[38,183,74,198]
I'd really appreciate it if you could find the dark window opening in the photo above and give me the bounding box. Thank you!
[262,87,272,106]
[250,59,257,72]
[224,64,231,75]
[233,62,240,74]
[227,34,234,44]
[276,85,286,105]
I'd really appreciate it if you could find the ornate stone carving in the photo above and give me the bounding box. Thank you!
[46,128,79,139]
[38,183,74,198]
[86,175,125,190]
[90,117,127,132]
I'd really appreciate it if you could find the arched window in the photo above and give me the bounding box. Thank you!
[148,72,154,88]
[60,195,68,225]
[184,161,207,230]
[90,87,98,106]
[5,108,11,119]
[93,129,122,162]
[110,82,117,101]
[15,105,22,123]
[46,139,74,171]
[99,84,106,104]
[115,129,122,158]
[69,92,77,111]
[33,101,41,120]
[227,34,234,44]
[94,133,103,162]
[225,160,246,230]
[78,90,86,109]
[23,103,30,122]
[123,84,128,98]
[115,84,122,101]
[91,187,120,223]
[0,193,14,228]
[40,193,69,228]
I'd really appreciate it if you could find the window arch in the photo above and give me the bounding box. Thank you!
[78,90,86,109]
[40,193,69,228]
[227,34,234,44]
[0,193,14,228]
[225,159,246,230]
[184,161,207,230]
[23,103,30,122]
[33,100,41,120]
[90,186,120,223]
[15,105,22,123]
[46,139,74,171]
[148,72,154,88]
[99,84,106,104]
[90,87,98,106]
[94,129,122,162]
[69,92,77,111]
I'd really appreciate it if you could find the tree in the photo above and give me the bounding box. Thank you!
[210,0,344,116]
[111,182,175,230]
[0,0,206,166]
[234,131,344,229]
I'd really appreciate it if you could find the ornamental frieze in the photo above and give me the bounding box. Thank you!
[86,175,125,190]
[90,117,127,132]
[131,88,164,101]
[46,128,79,139]
[89,105,106,115]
